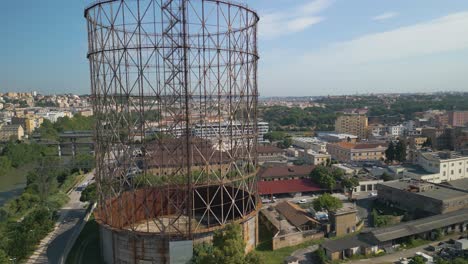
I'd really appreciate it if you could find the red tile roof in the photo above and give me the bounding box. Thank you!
[258,165,315,179]
[258,179,322,195]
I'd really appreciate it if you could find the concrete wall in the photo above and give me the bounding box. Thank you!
[99,214,259,264]
[332,212,357,237]
[272,230,324,250]
[100,226,172,264]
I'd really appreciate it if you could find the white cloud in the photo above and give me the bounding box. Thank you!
[372,12,399,21]
[260,11,468,96]
[260,0,333,39]
[305,12,468,65]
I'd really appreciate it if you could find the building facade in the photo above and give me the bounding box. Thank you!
[449,111,468,127]
[335,114,368,139]
[327,142,387,163]
[0,124,24,141]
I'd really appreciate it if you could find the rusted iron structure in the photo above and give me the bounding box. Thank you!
[85,0,259,262]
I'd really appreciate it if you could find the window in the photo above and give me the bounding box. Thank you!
[451,170,454,175]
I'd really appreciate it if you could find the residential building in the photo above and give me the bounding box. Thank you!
[327,142,387,163]
[291,137,327,153]
[0,124,24,141]
[421,127,453,150]
[448,111,468,127]
[298,149,331,166]
[193,121,269,143]
[387,125,405,137]
[334,114,368,139]
[414,150,468,182]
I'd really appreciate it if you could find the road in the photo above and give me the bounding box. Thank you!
[27,172,94,264]
[347,233,461,264]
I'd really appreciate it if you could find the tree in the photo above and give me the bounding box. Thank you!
[385,142,395,162]
[341,177,359,192]
[80,183,97,203]
[313,248,327,264]
[313,193,343,212]
[263,131,286,142]
[277,137,292,149]
[310,166,336,190]
[409,255,426,264]
[192,243,215,264]
[433,228,443,241]
[192,223,262,264]
[0,249,9,264]
[395,140,407,162]
[72,153,95,173]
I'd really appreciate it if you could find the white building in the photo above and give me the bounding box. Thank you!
[257,121,269,142]
[194,121,268,142]
[387,125,405,137]
[298,149,330,166]
[37,111,72,123]
[351,176,384,194]
[405,151,468,183]
[292,137,327,153]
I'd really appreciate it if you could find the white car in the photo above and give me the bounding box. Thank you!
[368,192,378,197]
[298,199,307,204]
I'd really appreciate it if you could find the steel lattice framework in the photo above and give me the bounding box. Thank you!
[85,0,259,240]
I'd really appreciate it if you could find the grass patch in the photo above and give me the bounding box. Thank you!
[66,215,102,264]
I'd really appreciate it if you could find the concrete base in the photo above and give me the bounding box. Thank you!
[100,214,258,264]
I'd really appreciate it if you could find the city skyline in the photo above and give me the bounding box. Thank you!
[2,0,468,96]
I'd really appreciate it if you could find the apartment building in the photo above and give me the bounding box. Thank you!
[292,137,327,153]
[327,142,387,163]
[0,124,24,142]
[414,151,468,182]
[448,111,468,127]
[334,114,368,139]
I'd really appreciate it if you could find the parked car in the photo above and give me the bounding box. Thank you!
[297,199,307,204]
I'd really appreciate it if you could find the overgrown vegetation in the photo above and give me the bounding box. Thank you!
[192,223,262,264]
[313,193,343,212]
[36,114,94,140]
[0,114,97,261]
[309,165,344,190]
[260,93,468,132]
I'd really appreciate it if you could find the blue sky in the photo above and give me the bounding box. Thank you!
[1,0,468,96]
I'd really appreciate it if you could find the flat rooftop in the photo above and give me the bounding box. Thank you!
[403,165,434,176]
[380,180,468,201]
[367,208,468,243]
[421,151,466,161]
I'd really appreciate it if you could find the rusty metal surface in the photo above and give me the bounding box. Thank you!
[85,0,259,245]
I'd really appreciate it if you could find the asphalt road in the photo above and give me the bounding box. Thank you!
[27,172,94,264]
[346,233,461,264]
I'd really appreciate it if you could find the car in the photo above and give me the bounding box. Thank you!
[261,199,271,204]
[368,192,378,197]
[298,199,307,204]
